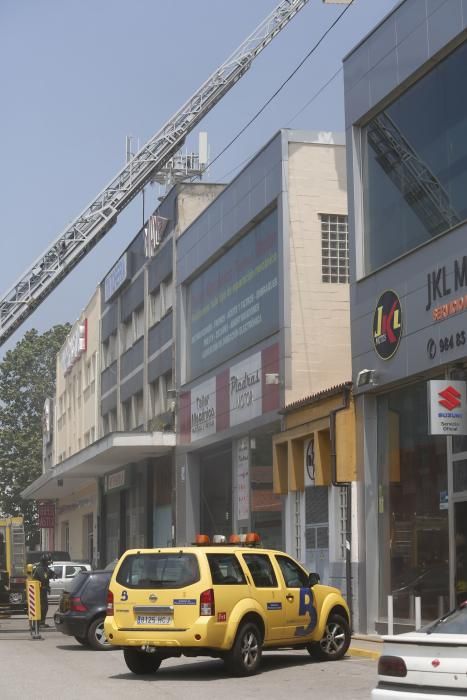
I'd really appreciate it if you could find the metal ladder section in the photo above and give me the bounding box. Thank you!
[367,111,460,236]
[0,0,310,346]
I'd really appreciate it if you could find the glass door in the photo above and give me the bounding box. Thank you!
[454,500,467,606]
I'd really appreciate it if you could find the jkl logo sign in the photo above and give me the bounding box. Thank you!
[373,290,402,360]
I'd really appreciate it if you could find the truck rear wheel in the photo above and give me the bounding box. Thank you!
[123,648,162,674]
[224,621,262,676]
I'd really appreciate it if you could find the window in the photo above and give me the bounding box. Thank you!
[275,555,308,588]
[121,306,144,352]
[103,334,117,369]
[134,305,144,340]
[134,391,144,429]
[102,408,117,436]
[122,393,144,432]
[149,290,161,326]
[149,275,173,327]
[121,316,134,353]
[116,553,200,589]
[320,214,349,283]
[122,399,132,431]
[207,554,247,585]
[61,521,70,553]
[243,553,278,588]
[362,41,467,274]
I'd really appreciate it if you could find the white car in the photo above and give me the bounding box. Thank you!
[372,604,467,699]
[49,562,91,602]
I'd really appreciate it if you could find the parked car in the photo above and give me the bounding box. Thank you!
[372,603,467,698]
[49,562,91,603]
[105,534,351,676]
[27,550,71,565]
[54,569,113,650]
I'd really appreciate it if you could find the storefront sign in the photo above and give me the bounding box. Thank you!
[191,377,216,442]
[230,353,262,427]
[189,210,279,379]
[38,503,55,528]
[236,438,250,521]
[428,380,467,435]
[104,469,127,493]
[104,253,130,302]
[373,290,402,360]
[179,343,280,444]
[60,319,87,374]
[426,255,467,319]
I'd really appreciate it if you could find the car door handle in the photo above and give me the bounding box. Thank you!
[286,594,294,602]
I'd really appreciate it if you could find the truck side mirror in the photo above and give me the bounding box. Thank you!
[308,572,320,587]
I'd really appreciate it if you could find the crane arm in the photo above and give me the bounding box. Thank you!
[0,0,310,346]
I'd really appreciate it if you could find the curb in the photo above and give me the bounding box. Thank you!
[348,646,381,660]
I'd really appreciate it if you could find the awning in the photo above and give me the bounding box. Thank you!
[22,431,175,500]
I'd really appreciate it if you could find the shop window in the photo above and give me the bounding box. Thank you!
[250,431,282,550]
[377,382,448,622]
[320,214,349,283]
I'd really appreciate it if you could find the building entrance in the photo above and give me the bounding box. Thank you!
[200,445,232,538]
[454,500,467,606]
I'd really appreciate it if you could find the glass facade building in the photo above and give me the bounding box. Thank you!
[345,0,467,633]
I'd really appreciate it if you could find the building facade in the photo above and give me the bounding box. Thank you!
[174,130,351,560]
[344,0,467,633]
[34,290,101,563]
[272,384,359,626]
[24,132,353,602]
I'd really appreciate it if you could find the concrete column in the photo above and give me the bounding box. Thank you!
[175,451,200,545]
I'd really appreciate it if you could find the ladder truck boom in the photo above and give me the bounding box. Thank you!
[0,0,310,346]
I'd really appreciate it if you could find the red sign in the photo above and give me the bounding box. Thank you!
[38,503,55,528]
[438,386,462,411]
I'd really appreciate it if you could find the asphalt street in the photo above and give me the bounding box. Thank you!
[0,608,378,699]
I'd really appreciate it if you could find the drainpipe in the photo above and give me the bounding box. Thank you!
[329,385,353,632]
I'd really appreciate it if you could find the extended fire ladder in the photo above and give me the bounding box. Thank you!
[367,111,460,236]
[0,0,311,346]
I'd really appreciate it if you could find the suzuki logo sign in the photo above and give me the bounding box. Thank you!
[428,380,467,435]
[438,386,462,411]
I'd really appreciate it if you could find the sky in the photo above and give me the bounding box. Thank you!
[0,0,400,354]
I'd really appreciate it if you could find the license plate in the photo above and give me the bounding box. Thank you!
[136,615,171,625]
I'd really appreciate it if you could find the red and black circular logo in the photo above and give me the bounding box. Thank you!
[373,290,402,360]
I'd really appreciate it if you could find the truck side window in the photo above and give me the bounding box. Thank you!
[243,553,278,588]
[207,554,246,585]
[275,555,308,588]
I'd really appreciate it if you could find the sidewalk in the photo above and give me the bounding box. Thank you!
[348,634,382,660]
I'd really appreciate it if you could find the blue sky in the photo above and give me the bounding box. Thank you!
[0,0,399,352]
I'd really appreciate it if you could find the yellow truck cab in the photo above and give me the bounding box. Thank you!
[105,533,350,676]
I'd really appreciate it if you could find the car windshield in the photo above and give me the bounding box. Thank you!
[422,604,467,634]
[116,553,200,589]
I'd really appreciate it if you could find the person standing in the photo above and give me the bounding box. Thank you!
[33,554,55,627]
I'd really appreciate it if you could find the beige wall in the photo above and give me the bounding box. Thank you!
[55,288,100,463]
[176,183,225,236]
[286,141,350,404]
